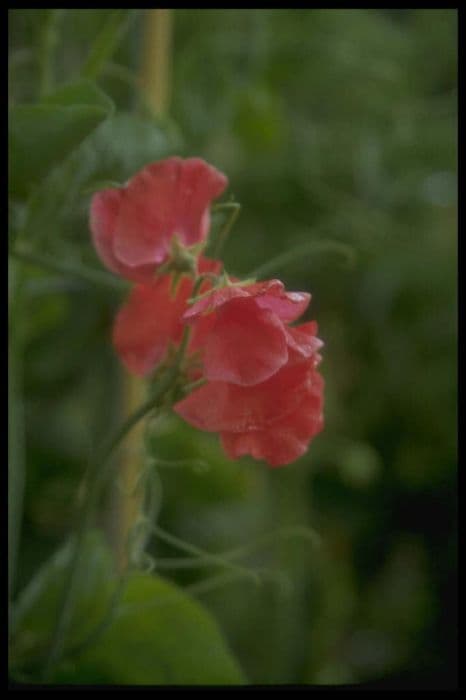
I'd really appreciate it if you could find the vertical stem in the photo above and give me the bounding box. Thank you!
[140,9,173,115]
[113,9,173,573]
[38,9,64,98]
[82,10,129,80]
[114,376,147,571]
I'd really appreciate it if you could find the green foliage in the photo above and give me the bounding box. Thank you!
[10,532,245,685]
[10,531,116,672]
[9,81,114,199]
[81,10,131,80]
[53,574,246,685]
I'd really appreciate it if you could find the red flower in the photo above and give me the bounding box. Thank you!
[174,281,324,466]
[113,258,221,376]
[182,279,316,386]
[90,157,228,283]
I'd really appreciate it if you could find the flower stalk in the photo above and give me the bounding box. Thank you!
[113,9,174,572]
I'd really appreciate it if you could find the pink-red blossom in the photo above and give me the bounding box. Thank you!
[182,279,318,386]
[174,281,324,466]
[90,156,324,467]
[90,157,227,283]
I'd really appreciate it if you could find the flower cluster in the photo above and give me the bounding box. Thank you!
[90,157,324,466]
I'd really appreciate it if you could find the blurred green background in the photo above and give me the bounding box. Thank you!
[9,9,457,687]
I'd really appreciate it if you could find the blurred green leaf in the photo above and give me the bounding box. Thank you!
[147,414,257,507]
[81,10,132,80]
[9,81,114,199]
[16,110,179,256]
[79,112,181,184]
[81,179,122,195]
[233,87,286,153]
[10,530,246,685]
[51,573,247,685]
[10,530,116,671]
[42,79,114,113]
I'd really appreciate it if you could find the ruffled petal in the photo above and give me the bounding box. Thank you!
[184,279,310,324]
[174,360,312,432]
[183,285,249,322]
[220,371,324,467]
[175,158,228,247]
[247,280,311,322]
[90,189,156,283]
[285,321,324,365]
[113,158,227,268]
[114,159,180,267]
[203,297,288,385]
[187,258,223,355]
[112,274,192,376]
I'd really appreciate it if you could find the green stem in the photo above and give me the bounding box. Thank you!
[154,525,320,571]
[10,248,126,292]
[182,377,207,394]
[65,574,128,660]
[246,238,356,280]
[82,10,134,81]
[38,10,64,98]
[185,571,246,597]
[210,202,241,258]
[152,525,260,585]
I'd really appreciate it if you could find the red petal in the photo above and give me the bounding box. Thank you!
[221,371,324,466]
[114,159,180,267]
[175,158,228,247]
[184,279,310,324]
[114,158,227,267]
[90,189,156,283]
[187,257,223,353]
[174,361,312,432]
[113,275,192,376]
[248,280,311,322]
[183,285,248,322]
[285,321,324,364]
[203,297,288,385]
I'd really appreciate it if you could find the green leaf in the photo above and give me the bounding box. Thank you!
[78,112,182,185]
[10,531,117,671]
[81,179,123,195]
[10,531,246,685]
[81,10,132,80]
[246,238,357,280]
[42,79,114,114]
[9,81,114,199]
[17,111,179,250]
[55,574,246,685]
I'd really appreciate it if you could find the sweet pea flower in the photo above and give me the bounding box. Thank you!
[181,279,319,385]
[174,316,324,466]
[90,157,228,283]
[90,153,324,467]
[174,280,324,466]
